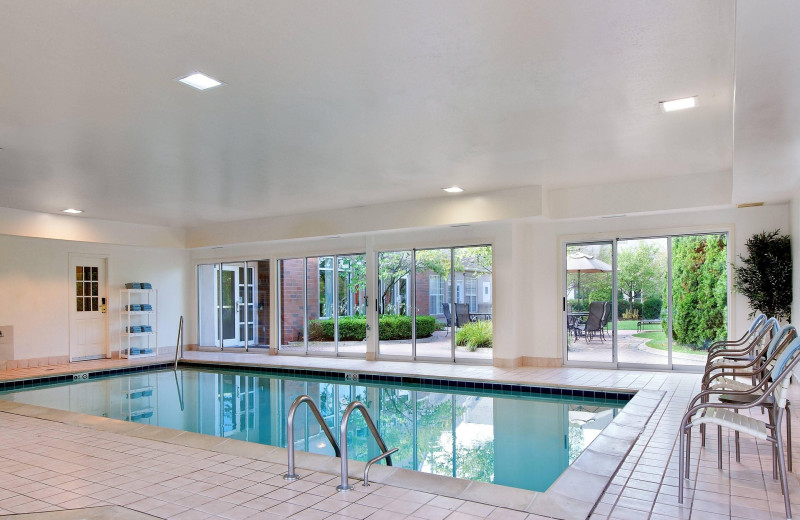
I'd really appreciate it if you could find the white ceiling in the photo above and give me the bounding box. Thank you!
[0,1,790,228]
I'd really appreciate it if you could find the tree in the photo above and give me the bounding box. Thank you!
[617,242,666,315]
[670,235,728,346]
[733,230,792,322]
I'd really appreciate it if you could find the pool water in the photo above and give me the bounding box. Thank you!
[0,368,623,492]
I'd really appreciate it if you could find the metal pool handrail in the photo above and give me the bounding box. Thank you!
[363,447,398,487]
[174,316,183,371]
[337,400,394,492]
[283,395,341,481]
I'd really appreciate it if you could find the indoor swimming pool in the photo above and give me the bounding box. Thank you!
[0,366,627,492]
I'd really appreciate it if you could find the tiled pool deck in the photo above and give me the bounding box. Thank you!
[0,351,797,520]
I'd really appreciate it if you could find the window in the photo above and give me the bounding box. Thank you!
[76,266,99,312]
[465,277,478,313]
[318,256,334,319]
[429,275,446,315]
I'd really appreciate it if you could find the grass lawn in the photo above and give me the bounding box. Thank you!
[633,330,705,355]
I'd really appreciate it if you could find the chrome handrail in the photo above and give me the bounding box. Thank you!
[337,400,393,492]
[174,315,183,371]
[363,448,398,487]
[283,395,341,481]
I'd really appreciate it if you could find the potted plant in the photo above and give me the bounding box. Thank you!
[733,230,792,321]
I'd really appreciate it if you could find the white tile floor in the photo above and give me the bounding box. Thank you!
[0,351,798,519]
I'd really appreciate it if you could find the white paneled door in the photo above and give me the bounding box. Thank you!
[69,255,108,361]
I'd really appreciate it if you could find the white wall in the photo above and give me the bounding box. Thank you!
[1,199,790,367]
[0,234,190,361]
[792,193,800,323]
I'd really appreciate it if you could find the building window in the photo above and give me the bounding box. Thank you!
[465,277,478,313]
[429,275,446,315]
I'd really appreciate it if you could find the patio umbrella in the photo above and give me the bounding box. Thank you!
[566,252,612,300]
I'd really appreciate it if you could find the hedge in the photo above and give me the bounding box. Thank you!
[307,315,436,341]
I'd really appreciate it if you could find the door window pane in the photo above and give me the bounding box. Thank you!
[455,246,493,362]
[670,234,728,367]
[565,243,613,363]
[307,257,335,355]
[198,264,220,348]
[416,248,451,359]
[337,254,366,356]
[617,238,668,365]
[378,251,412,357]
[279,258,305,352]
[250,260,270,349]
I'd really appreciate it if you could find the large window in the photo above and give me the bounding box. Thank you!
[563,233,728,369]
[197,260,270,350]
[278,253,366,356]
[378,245,492,363]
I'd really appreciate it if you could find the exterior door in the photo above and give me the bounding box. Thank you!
[220,266,240,347]
[69,254,108,361]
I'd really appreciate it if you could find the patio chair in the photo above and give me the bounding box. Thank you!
[700,324,797,464]
[705,317,779,369]
[454,303,472,327]
[575,301,605,342]
[679,335,800,520]
[599,302,611,341]
[706,313,767,356]
[442,303,452,335]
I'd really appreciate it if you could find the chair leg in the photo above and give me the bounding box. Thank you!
[686,426,692,479]
[718,425,723,470]
[769,410,779,479]
[679,426,685,503]
[734,409,741,462]
[788,404,793,473]
[776,409,793,519]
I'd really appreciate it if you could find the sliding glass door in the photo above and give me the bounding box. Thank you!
[197,260,270,350]
[277,253,366,357]
[563,233,728,370]
[564,242,614,365]
[377,245,493,363]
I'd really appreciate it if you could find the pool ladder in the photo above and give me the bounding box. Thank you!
[283,395,397,491]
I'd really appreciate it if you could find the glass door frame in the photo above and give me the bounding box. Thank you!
[562,240,617,368]
[197,259,269,352]
[375,245,492,365]
[276,252,367,358]
[562,231,731,372]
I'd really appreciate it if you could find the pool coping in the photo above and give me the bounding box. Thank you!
[0,361,664,520]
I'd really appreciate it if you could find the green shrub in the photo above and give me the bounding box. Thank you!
[642,297,662,320]
[378,315,435,340]
[455,320,493,351]
[306,315,435,341]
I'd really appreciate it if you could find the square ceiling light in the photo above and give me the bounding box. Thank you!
[177,72,223,90]
[660,96,697,112]
[442,186,464,193]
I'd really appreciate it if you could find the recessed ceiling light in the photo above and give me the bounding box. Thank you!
[62,208,83,214]
[443,186,464,193]
[177,72,223,90]
[660,96,697,112]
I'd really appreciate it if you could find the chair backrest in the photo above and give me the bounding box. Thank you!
[455,303,470,327]
[749,313,767,333]
[585,301,605,330]
[750,317,780,355]
[600,302,611,325]
[442,303,452,326]
[770,336,800,409]
[767,324,797,358]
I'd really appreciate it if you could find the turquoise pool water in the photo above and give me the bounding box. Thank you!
[0,367,623,492]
